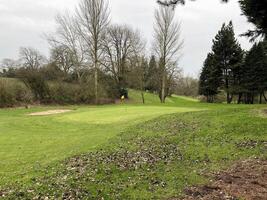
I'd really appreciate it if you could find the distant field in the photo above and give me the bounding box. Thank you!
[0,91,266,199]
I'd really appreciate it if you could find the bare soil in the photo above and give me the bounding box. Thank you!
[28,109,72,116]
[179,159,267,200]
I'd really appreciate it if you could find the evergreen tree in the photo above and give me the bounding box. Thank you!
[145,55,159,92]
[199,53,221,103]
[241,41,267,104]
[239,0,267,40]
[212,21,243,103]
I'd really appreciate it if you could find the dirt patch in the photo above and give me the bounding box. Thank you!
[235,140,267,149]
[28,109,72,116]
[179,159,267,200]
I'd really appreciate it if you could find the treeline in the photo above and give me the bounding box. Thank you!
[199,22,267,104]
[0,0,186,107]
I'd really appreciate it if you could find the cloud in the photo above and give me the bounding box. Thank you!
[0,0,254,76]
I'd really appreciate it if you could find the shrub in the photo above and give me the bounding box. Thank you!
[0,78,33,107]
[20,69,50,103]
[48,82,95,104]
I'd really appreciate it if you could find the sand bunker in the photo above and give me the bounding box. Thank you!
[28,110,72,116]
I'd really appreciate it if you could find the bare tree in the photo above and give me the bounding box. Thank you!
[1,58,18,70]
[76,0,110,104]
[153,6,183,103]
[47,12,86,83]
[50,45,74,76]
[19,47,46,69]
[102,24,144,92]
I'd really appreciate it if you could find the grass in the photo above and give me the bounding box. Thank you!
[0,94,200,186]
[0,91,267,199]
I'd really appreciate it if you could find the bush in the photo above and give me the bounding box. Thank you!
[19,69,50,103]
[0,78,33,107]
[48,82,96,104]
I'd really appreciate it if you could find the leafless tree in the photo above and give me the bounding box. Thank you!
[153,6,183,103]
[174,76,199,96]
[76,0,110,104]
[50,45,74,75]
[1,58,18,70]
[19,47,46,69]
[102,24,144,91]
[47,12,86,83]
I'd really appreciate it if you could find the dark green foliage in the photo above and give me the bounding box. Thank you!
[199,22,245,103]
[239,0,267,40]
[145,56,159,92]
[239,41,267,103]
[199,53,221,102]
[212,22,244,103]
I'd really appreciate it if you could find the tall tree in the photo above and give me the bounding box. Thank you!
[19,47,46,70]
[47,12,87,83]
[212,22,243,104]
[146,55,159,92]
[102,24,144,95]
[128,56,149,104]
[242,41,267,104]
[153,6,183,103]
[239,0,267,40]
[199,53,221,103]
[76,0,110,104]
[50,45,74,77]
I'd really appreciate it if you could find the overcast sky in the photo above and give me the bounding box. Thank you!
[0,0,254,77]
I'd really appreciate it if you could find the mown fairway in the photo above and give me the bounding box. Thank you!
[0,92,267,199]
[0,91,200,186]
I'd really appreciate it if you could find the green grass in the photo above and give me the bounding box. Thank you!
[128,89,175,104]
[0,98,200,186]
[0,91,267,199]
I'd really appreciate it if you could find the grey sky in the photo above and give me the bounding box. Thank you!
[0,0,254,77]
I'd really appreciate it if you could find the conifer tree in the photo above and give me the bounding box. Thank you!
[242,41,267,104]
[199,53,221,103]
[239,0,267,40]
[146,55,159,92]
[212,22,243,103]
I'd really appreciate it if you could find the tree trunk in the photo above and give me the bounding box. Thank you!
[77,71,82,84]
[161,73,166,103]
[263,92,267,102]
[94,62,98,105]
[238,93,242,104]
[260,93,263,104]
[251,94,254,104]
[225,71,231,104]
[141,92,145,104]
[227,92,231,104]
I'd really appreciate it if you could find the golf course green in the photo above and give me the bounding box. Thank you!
[0,91,266,199]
